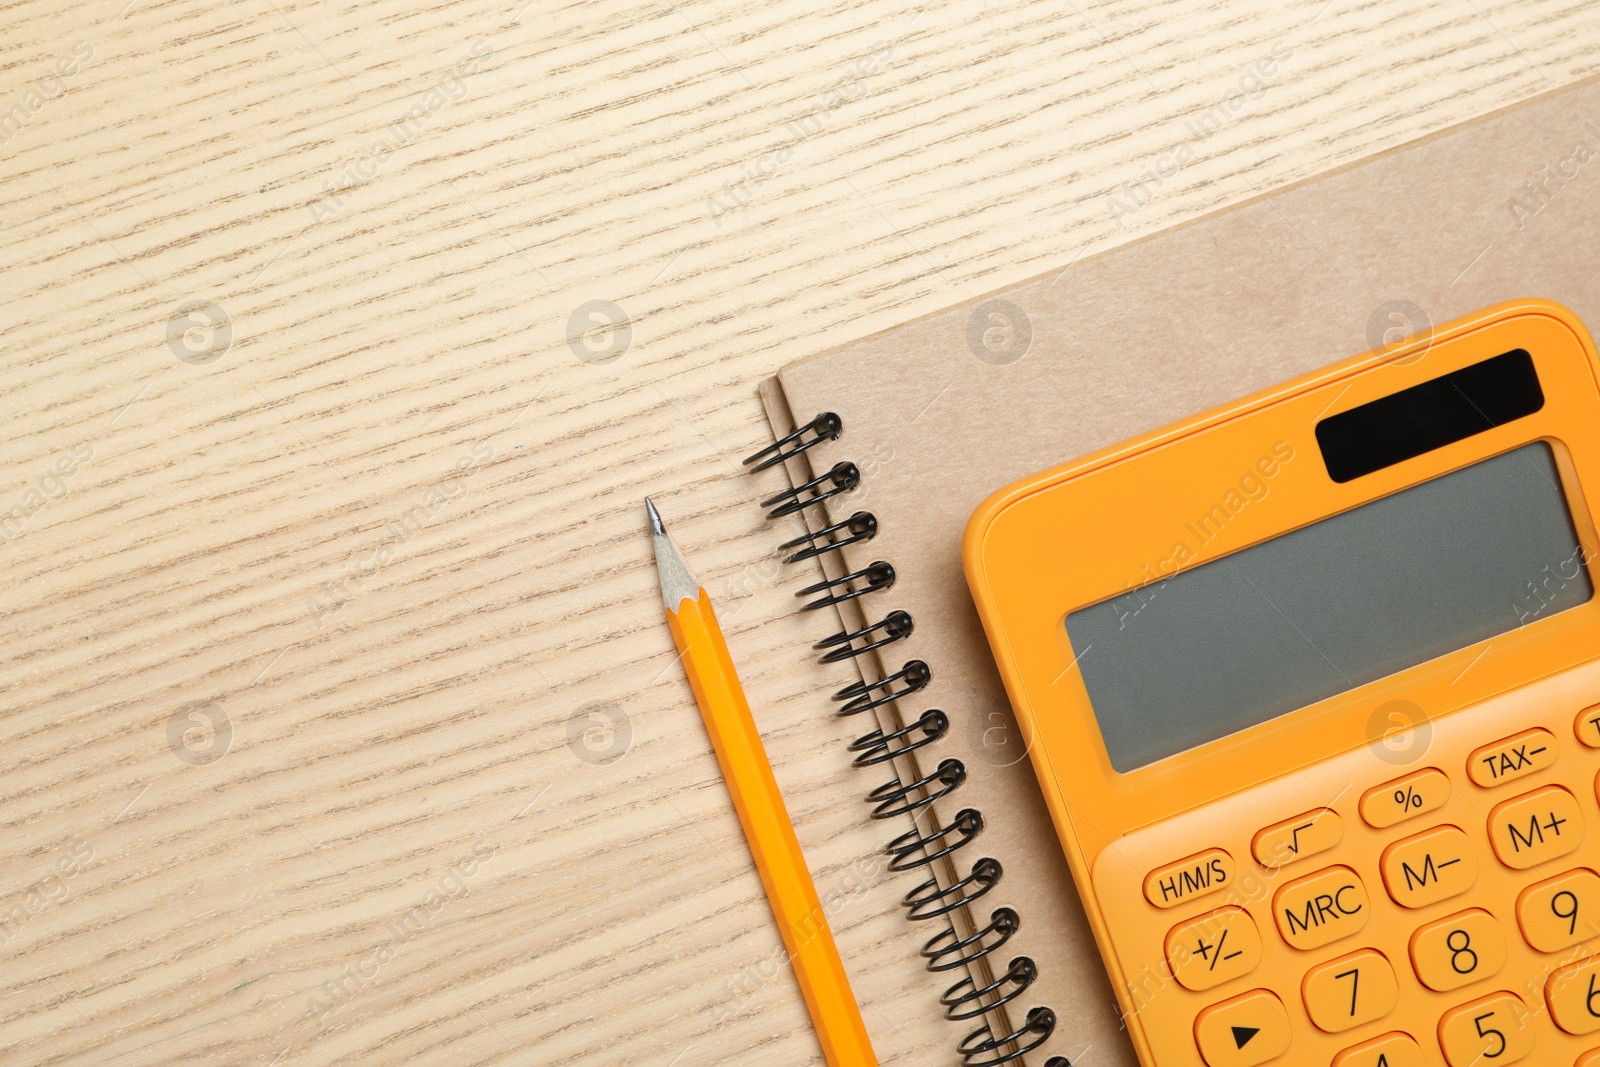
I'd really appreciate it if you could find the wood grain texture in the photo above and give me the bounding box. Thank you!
[0,0,1594,1064]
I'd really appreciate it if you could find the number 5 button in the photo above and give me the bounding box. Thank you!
[1438,992,1536,1066]
[1546,954,1600,1035]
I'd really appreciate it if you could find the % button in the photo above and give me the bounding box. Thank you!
[1361,769,1450,830]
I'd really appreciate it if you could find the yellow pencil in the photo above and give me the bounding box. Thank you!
[647,498,878,1067]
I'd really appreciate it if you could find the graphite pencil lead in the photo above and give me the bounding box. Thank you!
[646,498,700,610]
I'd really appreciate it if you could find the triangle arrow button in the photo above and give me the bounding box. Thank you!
[1231,1025,1260,1049]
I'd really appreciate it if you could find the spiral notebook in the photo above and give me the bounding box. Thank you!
[745,73,1600,1067]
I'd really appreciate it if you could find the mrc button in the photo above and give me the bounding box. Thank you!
[1143,849,1236,909]
[1272,865,1369,950]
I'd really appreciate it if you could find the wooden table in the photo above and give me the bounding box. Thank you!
[1,1,1594,1063]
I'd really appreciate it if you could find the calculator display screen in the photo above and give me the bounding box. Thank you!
[1066,442,1593,772]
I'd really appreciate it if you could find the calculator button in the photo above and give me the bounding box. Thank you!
[1488,786,1584,870]
[1165,907,1263,991]
[1517,869,1600,953]
[1467,728,1557,788]
[1273,866,1369,950]
[1408,909,1506,992]
[1193,988,1292,1067]
[1577,704,1600,748]
[1253,808,1343,869]
[1547,954,1600,1035]
[1360,769,1450,829]
[1329,1031,1425,1067]
[1379,826,1477,908]
[1301,948,1398,1032]
[1437,992,1536,1066]
[1143,848,1235,909]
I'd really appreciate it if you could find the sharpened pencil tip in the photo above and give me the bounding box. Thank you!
[647,497,700,609]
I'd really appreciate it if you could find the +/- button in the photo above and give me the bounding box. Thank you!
[1437,992,1535,1066]
[1301,948,1398,1032]
[1487,786,1583,870]
[1408,909,1506,991]
[1143,848,1235,909]
[1272,865,1369,951]
[1193,989,1292,1067]
[1359,769,1449,829]
[1467,728,1556,788]
[1517,869,1600,953]
[1379,826,1477,908]
[1253,808,1342,869]
[1165,907,1262,992]
[1330,1032,1425,1067]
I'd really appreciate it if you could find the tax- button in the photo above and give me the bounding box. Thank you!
[1272,866,1368,951]
[1143,848,1235,909]
[1578,704,1600,748]
[1193,989,1291,1067]
[1380,826,1477,908]
[1488,786,1583,870]
[1517,869,1600,953]
[1546,953,1600,1035]
[1302,949,1398,1032]
[1165,907,1262,991]
[1330,1032,1425,1067]
[1437,993,1535,1066]
[1409,909,1506,992]
[1253,808,1342,869]
[1467,728,1556,787]
[1359,768,1449,829]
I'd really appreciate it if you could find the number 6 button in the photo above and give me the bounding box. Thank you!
[1546,954,1600,1035]
[1438,992,1535,1066]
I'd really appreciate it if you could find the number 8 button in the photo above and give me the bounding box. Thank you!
[1409,910,1506,992]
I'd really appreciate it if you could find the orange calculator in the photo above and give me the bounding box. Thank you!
[965,300,1600,1067]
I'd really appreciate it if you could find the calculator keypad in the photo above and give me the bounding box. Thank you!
[1119,685,1600,1067]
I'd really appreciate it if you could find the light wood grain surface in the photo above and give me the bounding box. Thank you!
[0,1,1596,1064]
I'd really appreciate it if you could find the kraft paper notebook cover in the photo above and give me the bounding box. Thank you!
[749,74,1600,1067]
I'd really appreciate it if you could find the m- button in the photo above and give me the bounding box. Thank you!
[1467,728,1556,788]
[1380,826,1477,909]
[1272,865,1369,951]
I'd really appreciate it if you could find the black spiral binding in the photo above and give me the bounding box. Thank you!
[748,412,1067,1066]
